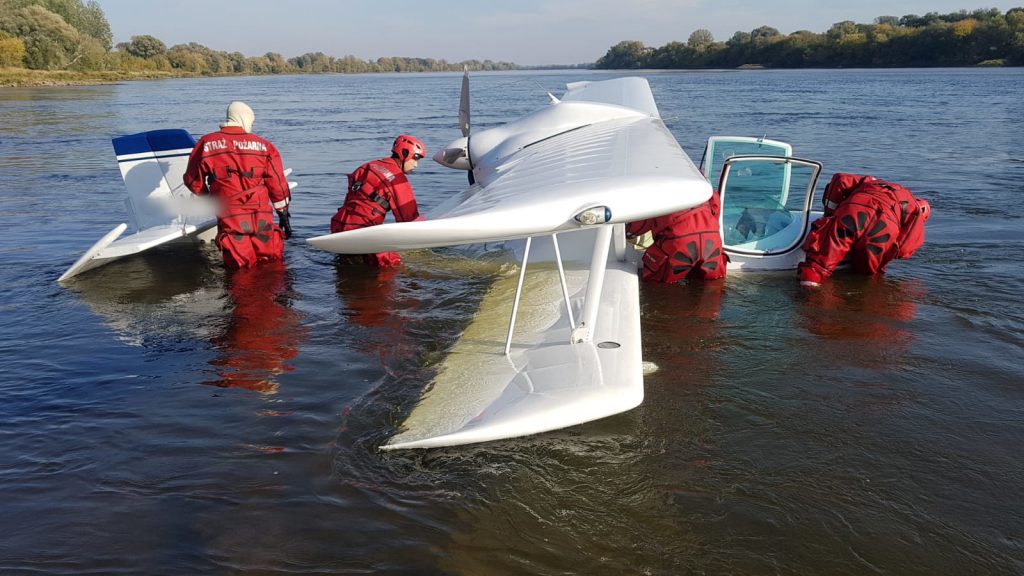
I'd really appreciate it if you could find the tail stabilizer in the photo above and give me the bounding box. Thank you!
[112,129,210,231]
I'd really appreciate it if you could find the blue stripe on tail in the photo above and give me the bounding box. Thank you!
[112,129,196,157]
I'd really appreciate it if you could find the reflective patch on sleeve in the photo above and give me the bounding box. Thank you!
[273,198,290,210]
[372,163,395,181]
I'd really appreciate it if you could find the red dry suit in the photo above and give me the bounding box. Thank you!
[627,191,727,282]
[798,173,930,286]
[183,126,291,269]
[329,157,420,267]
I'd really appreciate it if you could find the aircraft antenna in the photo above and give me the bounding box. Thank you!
[531,80,560,104]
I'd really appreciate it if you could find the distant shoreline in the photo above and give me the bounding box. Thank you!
[0,67,576,88]
[2,63,1016,88]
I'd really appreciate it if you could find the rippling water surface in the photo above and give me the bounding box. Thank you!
[1,69,1022,575]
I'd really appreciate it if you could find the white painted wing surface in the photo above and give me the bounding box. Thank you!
[58,221,216,281]
[383,243,642,450]
[308,115,710,254]
[561,77,661,117]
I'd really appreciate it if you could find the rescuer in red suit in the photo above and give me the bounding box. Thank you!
[798,173,930,287]
[627,190,727,282]
[184,101,293,269]
[330,135,426,267]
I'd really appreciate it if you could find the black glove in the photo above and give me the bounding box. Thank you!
[278,208,293,240]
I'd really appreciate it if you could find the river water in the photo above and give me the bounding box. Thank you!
[1,69,1022,575]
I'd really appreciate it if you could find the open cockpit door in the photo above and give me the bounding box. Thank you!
[718,155,822,257]
[700,136,791,183]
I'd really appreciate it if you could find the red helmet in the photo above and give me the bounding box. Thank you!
[392,134,426,162]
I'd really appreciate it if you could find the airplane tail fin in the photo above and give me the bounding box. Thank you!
[111,129,202,232]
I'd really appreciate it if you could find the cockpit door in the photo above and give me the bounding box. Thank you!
[718,156,822,257]
[700,136,792,183]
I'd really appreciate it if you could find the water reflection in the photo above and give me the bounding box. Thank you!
[640,280,727,379]
[67,245,307,394]
[207,261,306,394]
[796,275,925,365]
[66,245,227,346]
[334,262,418,371]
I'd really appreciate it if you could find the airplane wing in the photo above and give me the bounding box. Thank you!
[561,77,660,116]
[383,234,643,450]
[309,77,710,450]
[308,78,709,253]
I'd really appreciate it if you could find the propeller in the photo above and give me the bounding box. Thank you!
[434,67,475,184]
[459,68,475,184]
[459,66,470,138]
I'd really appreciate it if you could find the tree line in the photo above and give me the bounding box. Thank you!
[4,1,1021,78]
[0,0,522,75]
[596,8,1024,69]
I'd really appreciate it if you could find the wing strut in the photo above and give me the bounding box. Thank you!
[504,236,532,356]
[505,227,612,355]
[550,233,576,331]
[572,225,613,344]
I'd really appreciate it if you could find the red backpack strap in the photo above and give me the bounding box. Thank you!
[346,163,393,210]
[363,161,400,210]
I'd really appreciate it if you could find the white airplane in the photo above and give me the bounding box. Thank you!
[308,74,835,450]
[310,75,720,450]
[58,129,296,282]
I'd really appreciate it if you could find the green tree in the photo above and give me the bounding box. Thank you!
[226,51,248,73]
[264,52,288,73]
[595,40,650,68]
[774,30,823,66]
[0,4,102,69]
[337,54,367,73]
[597,7,1024,70]
[1008,9,1024,64]
[166,43,208,74]
[751,25,781,40]
[247,55,271,74]
[58,0,110,49]
[0,0,111,49]
[827,20,860,40]
[289,51,333,72]
[687,28,714,51]
[726,31,751,46]
[900,12,942,28]
[117,34,166,59]
[650,41,689,67]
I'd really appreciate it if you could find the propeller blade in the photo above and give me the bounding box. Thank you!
[459,67,470,137]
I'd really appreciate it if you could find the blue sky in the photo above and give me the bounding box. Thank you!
[96,1,1024,65]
